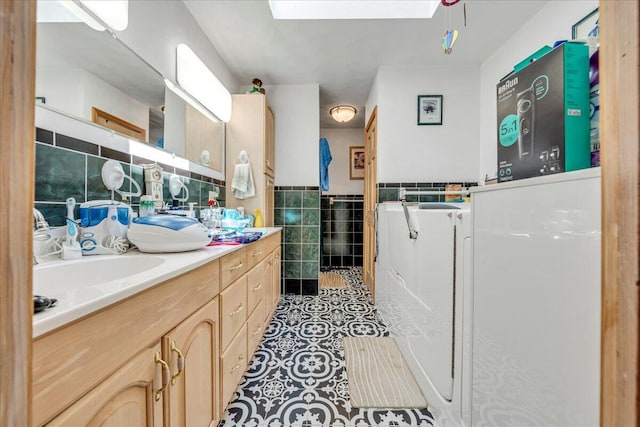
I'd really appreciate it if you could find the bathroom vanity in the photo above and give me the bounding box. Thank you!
[32,229,281,427]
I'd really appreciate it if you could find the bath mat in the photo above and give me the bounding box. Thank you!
[319,272,347,289]
[343,337,428,409]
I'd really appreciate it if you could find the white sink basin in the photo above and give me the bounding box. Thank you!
[34,255,164,297]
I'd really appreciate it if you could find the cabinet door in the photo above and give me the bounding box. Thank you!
[265,175,274,227]
[265,105,275,177]
[263,253,274,322]
[221,275,248,350]
[164,297,220,427]
[273,247,282,305]
[47,343,164,427]
[247,260,265,315]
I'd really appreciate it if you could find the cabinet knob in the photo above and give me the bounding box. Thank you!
[229,304,244,317]
[229,261,244,272]
[154,352,171,401]
[170,341,185,385]
[253,283,263,292]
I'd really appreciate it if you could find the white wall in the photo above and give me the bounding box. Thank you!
[82,72,149,138]
[36,67,85,118]
[264,84,320,186]
[36,67,149,138]
[374,65,481,183]
[319,128,365,195]
[117,0,239,94]
[365,71,380,125]
[478,0,598,179]
[163,88,186,156]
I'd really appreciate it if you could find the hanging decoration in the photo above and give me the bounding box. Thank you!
[440,0,462,54]
[442,30,459,55]
[464,3,467,27]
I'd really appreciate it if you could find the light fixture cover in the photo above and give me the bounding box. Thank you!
[330,105,357,123]
[176,44,232,123]
[77,0,129,31]
[269,0,439,20]
[58,1,105,31]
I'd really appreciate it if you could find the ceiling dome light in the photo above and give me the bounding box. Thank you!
[330,105,357,123]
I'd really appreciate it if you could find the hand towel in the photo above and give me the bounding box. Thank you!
[231,150,255,199]
[319,137,332,192]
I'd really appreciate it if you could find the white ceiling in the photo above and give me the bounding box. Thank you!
[184,0,549,129]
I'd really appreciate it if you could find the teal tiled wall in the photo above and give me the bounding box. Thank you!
[274,186,320,295]
[377,181,478,202]
[34,128,225,227]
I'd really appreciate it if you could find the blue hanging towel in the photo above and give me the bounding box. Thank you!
[319,137,332,191]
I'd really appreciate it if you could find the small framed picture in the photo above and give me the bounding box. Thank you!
[572,8,599,39]
[417,95,443,125]
[349,146,365,180]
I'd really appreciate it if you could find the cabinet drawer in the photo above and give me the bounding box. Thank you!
[220,247,247,290]
[247,261,265,315]
[246,239,266,270]
[247,298,265,357]
[221,324,247,408]
[220,276,247,351]
[263,233,280,253]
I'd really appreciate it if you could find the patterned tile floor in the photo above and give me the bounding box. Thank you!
[219,267,436,427]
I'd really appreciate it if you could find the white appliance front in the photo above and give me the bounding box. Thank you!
[471,169,601,427]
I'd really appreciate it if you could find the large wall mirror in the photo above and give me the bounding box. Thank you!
[35,1,225,179]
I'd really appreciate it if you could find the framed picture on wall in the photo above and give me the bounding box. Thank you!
[350,146,365,180]
[572,8,599,39]
[417,95,443,125]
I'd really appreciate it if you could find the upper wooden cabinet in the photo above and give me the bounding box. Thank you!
[226,94,275,226]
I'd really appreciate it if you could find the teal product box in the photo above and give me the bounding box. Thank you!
[496,42,590,183]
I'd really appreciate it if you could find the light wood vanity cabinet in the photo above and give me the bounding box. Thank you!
[163,298,220,427]
[49,298,222,427]
[225,94,276,226]
[34,232,281,427]
[46,343,164,427]
[216,231,281,413]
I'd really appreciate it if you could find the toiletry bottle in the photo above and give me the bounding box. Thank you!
[254,209,264,228]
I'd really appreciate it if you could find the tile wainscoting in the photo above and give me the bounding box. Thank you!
[377,181,478,203]
[321,194,363,269]
[274,186,320,296]
[34,127,226,227]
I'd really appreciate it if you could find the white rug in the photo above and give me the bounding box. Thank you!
[343,336,428,409]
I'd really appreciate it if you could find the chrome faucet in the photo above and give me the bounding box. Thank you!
[33,208,50,265]
[33,208,50,233]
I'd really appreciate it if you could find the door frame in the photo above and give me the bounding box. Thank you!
[0,1,36,426]
[599,2,639,426]
[363,106,378,297]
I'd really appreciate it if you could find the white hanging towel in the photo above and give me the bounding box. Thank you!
[231,150,256,199]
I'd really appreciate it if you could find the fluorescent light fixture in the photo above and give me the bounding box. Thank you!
[37,0,83,24]
[176,44,232,123]
[269,0,439,20]
[330,105,357,123]
[55,1,128,32]
[57,1,105,31]
[78,0,129,31]
[164,79,219,124]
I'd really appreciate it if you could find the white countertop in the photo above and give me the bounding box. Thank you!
[33,227,281,338]
[472,168,601,194]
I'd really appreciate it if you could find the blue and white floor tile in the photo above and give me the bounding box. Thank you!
[219,267,437,427]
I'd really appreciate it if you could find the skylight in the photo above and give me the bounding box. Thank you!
[268,0,440,20]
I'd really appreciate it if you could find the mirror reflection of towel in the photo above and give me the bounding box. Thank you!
[231,150,255,199]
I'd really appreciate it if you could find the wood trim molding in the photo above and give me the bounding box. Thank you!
[91,107,146,141]
[599,1,640,426]
[0,1,36,426]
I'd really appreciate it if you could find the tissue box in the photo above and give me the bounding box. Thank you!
[496,42,590,183]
